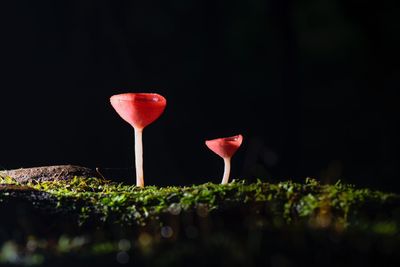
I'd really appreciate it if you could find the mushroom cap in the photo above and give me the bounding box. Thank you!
[110,93,167,130]
[205,134,243,159]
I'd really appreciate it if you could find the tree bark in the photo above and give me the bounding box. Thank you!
[0,165,100,184]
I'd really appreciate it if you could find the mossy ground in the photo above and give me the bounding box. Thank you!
[0,176,399,266]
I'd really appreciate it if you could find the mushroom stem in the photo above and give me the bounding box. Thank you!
[134,128,144,187]
[221,157,231,184]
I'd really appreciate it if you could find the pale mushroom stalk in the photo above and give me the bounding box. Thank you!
[110,93,166,187]
[222,157,231,184]
[134,128,144,187]
[205,134,243,185]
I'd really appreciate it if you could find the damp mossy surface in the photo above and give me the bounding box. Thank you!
[0,176,399,266]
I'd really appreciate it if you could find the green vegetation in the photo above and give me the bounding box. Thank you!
[0,176,399,266]
[1,176,398,227]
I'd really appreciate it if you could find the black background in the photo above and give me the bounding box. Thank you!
[0,1,399,191]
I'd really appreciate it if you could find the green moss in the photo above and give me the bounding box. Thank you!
[0,176,398,228]
[1,176,400,266]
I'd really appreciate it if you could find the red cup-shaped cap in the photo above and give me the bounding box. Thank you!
[205,134,243,159]
[110,93,167,130]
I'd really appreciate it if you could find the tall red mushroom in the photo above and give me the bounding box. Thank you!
[110,93,166,187]
[205,134,243,184]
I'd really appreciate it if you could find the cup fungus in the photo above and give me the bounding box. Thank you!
[110,93,167,187]
[205,134,243,184]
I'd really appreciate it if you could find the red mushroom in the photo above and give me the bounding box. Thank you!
[110,93,167,187]
[205,134,243,184]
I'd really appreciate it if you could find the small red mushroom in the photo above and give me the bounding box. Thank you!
[110,93,167,187]
[205,134,243,184]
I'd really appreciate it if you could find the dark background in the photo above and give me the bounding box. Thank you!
[0,1,399,191]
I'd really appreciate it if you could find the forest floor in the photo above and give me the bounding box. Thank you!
[0,169,399,266]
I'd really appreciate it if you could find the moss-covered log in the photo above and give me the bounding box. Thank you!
[0,175,399,266]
